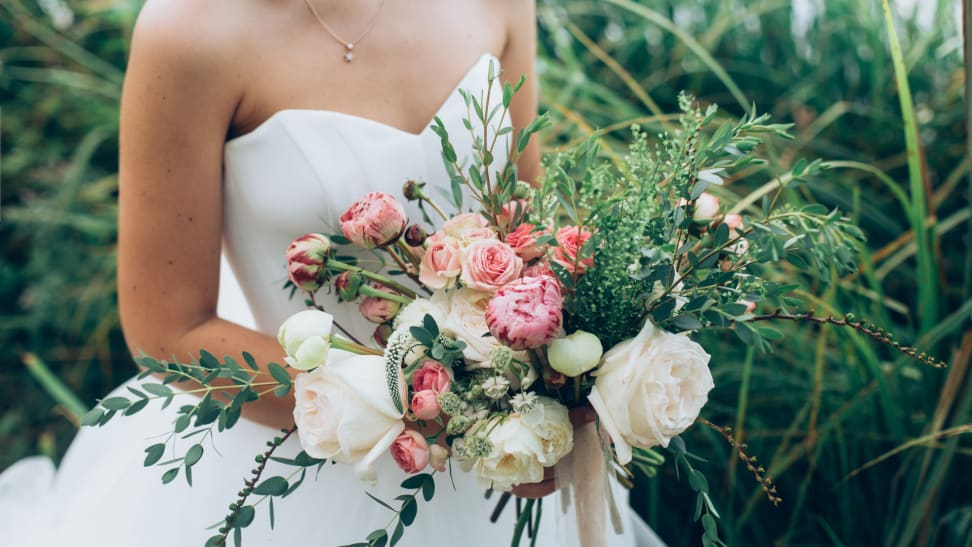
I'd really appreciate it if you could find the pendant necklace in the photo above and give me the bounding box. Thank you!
[303,0,386,63]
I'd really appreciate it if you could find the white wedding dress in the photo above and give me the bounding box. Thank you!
[0,53,664,547]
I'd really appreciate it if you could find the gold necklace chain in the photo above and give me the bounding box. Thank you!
[302,0,386,63]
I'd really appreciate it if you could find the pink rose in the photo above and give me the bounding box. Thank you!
[552,226,594,274]
[339,192,408,249]
[286,233,332,291]
[390,429,430,474]
[412,360,451,394]
[485,275,563,350]
[429,444,448,472]
[504,223,548,262]
[419,233,462,289]
[410,389,441,420]
[358,284,402,324]
[441,212,489,239]
[460,239,524,292]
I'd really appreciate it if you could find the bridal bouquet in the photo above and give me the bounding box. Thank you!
[84,70,944,547]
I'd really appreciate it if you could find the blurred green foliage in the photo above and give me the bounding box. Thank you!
[1,0,969,545]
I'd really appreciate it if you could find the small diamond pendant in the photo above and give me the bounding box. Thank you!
[344,43,354,63]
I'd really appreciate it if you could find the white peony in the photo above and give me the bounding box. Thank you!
[472,397,573,491]
[277,310,334,371]
[547,330,603,377]
[588,321,713,464]
[293,354,406,483]
[394,292,451,329]
[439,289,498,365]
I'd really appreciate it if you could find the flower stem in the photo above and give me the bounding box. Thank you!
[330,336,384,357]
[358,284,414,306]
[328,260,418,299]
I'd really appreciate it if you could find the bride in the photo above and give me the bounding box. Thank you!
[1,0,664,545]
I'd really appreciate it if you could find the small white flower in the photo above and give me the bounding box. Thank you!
[277,310,334,371]
[482,376,511,399]
[510,392,539,413]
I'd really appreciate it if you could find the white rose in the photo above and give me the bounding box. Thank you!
[394,292,450,329]
[520,397,573,465]
[588,321,713,464]
[277,310,334,371]
[547,331,603,377]
[440,289,498,364]
[472,415,545,492]
[293,354,406,483]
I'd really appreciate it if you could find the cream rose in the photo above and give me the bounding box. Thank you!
[588,321,713,464]
[293,354,406,483]
[520,397,573,465]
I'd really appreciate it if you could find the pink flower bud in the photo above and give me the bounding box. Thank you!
[403,179,426,201]
[404,224,429,247]
[429,444,448,472]
[693,193,720,221]
[410,389,441,420]
[390,430,430,474]
[285,233,332,292]
[372,322,394,347]
[339,192,408,249]
[486,275,563,350]
[358,284,402,324]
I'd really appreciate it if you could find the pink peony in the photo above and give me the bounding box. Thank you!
[504,223,548,262]
[339,192,408,249]
[441,212,490,239]
[485,275,563,350]
[460,239,524,292]
[390,429,430,474]
[410,389,441,420]
[358,284,402,324]
[286,233,332,292]
[429,444,449,472]
[552,226,594,274]
[412,360,451,394]
[418,233,462,289]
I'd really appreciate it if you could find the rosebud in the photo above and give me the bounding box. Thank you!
[285,233,332,292]
[403,179,426,201]
[547,330,603,377]
[372,322,394,347]
[693,193,720,222]
[404,224,429,247]
[429,444,448,472]
[359,284,403,324]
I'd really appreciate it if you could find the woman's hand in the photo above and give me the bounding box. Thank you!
[511,405,598,499]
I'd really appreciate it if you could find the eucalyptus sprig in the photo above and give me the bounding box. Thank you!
[342,473,438,547]
[80,351,294,484]
[668,436,728,547]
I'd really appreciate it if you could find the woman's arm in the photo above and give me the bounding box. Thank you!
[117,0,293,426]
[501,0,542,185]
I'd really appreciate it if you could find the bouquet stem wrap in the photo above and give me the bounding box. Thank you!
[555,421,624,547]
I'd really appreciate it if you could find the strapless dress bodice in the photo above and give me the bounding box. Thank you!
[217,53,507,341]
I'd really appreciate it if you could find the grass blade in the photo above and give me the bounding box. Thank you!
[23,352,89,423]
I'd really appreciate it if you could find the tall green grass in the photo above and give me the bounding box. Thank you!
[2,0,969,545]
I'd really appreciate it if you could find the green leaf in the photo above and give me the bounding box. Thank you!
[269,497,275,530]
[242,352,259,371]
[268,363,292,387]
[143,443,166,466]
[688,469,708,492]
[421,475,435,502]
[100,396,131,411]
[199,349,220,369]
[422,314,439,337]
[756,326,783,341]
[80,407,105,427]
[161,467,179,484]
[399,497,417,526]
[366,492,397,512]
[273,384,292,398]
[252,476,289,496]
[390,521,405,546]
[184,444,204,467]
[294,451,326,467]
[400,473,430,489]
[174,414,191,433]
[143,383,173,397]
[367,530,388,547]
[236,505,255,528]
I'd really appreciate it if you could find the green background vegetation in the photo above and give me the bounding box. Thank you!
[1,0,969,545]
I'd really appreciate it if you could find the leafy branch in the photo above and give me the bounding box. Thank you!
[668,436,728,547]
[341,473,437,547]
